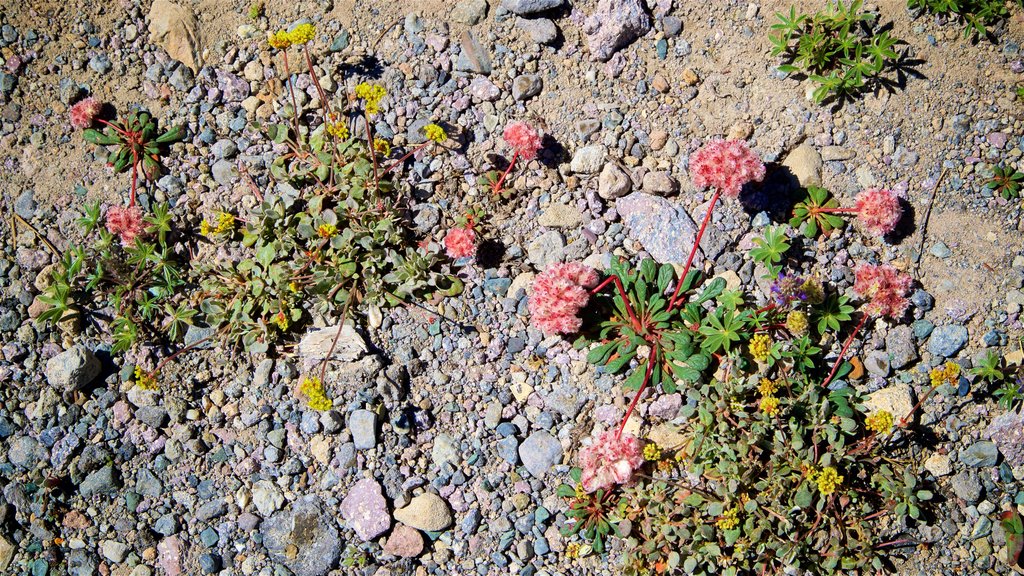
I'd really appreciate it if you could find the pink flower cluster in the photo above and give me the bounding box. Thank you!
[579,430,643,493]
[853,263,913,318]
[503,121,543,161]
[689,139,766,197]
[854,188,903,236]
[528,262,599,335]
[106,205,145,246]
[443,225,477,259]
[70,97,102,129]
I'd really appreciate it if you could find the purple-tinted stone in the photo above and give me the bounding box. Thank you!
[985,410,1024,467]
[615,192,700,265]
[988,132,1009,149]
[340,478,391,541]
[217,71,250,102]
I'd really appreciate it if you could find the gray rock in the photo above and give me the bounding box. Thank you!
[512,74,542,101]
[598,162,632,199]
[350,409,378,450]
[45,346,101,392]
[452,0,489,24]
[252,480,285,516]
[262,496,341,576]
[14,190,35,219]
[519,431,562,478]
[136,468,163,497]
[217,71,249,102]
[781,144,822,188]
[136,406,169,428]
[298,325,368,363]
[394,492,452,531]
[864,351,890,377]
[8,436,42,470]
[960,441,999,468]
[516,17,558,44]
[211,139,238,159]
[950,471,983,502]
[615,192,699,265]
[101,540,129,563]
[432,433,460,467]
[340,478,391,541]
[863,384,914,422]
[641,171,678,195]
[211,159,237,186]
[927,325,968,358]
[583,0,651,62]
[454,31,492,75]
[497,436,520,464]
[80,465,119,497]
[527,230,566,268]
[501,0,564,15]
[570,145,606,174]
[469,77,500,100]
[923,453,952,477]
[985,410,1024,467]
[195,498,228,521]
[885,325,918,370]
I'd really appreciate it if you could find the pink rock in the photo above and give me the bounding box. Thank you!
[340,478,391,541]
[383,524,424,558]
[157,536,183,576]
[583,0,651,62]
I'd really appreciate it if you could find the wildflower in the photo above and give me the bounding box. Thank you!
[215,212,235,234]
[69,97,102,129]
[815,466,843,496]
[865,410,894,434]
[770,273,807,307]
[801,276,825,305]
[317,223,337,238]
[287,23,315,46]
[786,310,809,336]
[423,123,448,143]
[528,262,600,336]
[200,220,212,236]
[716,506,741,531]
[268,30,291,49]
[758,377,780,396]
[854,188,903,237]
[106,204,145,246]
[852,263,913,318]
[355,83,387,115]
[288,281,300,293]
[326,121,350,140]
[503,121,543,161]
[373,137,391,157]
[273,311,290,331]
[749,333,771,363]
[578,429,644,492]
[564,542,581,559]
[759,395,780,417]
[929,361,960,387]
[688,139,766,197]
[656,459,674,473]
[299,376,332,411]
[643,443,662,461]
[443,225,477,259]
[674,450,686,463]
[134,366,158,390]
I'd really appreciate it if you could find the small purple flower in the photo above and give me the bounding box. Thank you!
[770,273,807,307]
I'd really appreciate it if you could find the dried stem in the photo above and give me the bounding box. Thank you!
[821,314,869,389]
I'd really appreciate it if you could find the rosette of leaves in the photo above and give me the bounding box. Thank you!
[83,110,184,180]
[37,203,193,352]
[576,258,719,394]
[557,468,624,555]
[985,165,1024,200]
[790,186,846,237]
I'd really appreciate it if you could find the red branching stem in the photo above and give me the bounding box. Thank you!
[589,274,641,331]
[381,141,429,176]
[282,51,301,139]
[151,333,217,376]
[491,150,519,194]
[899,385,938,429]
[668,188,722,310]
[302,45,331,125]
[821,314,869,389]
[812,206,858,215]
[617,345,657,440]
[754,302,778,315]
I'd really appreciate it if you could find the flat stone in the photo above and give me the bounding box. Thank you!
[45,346,101,393]
[960,440,999,468]
[262,497,341,576]
[570,145,606,174]
[431,433,460,467]
[516,17,558,44]
[148,0,203,72]
[927,325,968,357]
[583,0,651,61]
[452,0,489,24]
[985,410,1024,467]
[252,480,285,517]
[924,453,952,477]
[863,384,914,423]
[501,0,564,15]
[527,230,565,268]
[598,162,632,199]
[298,325,368,363]
[340,479,391,541]
[210,159,237,185]
[519,431,562,478]
[885,325,918,370]
[383,524,424,557]
[469,77,500,100]
[951,471,983,502]
[641,171,678,195]
[454,31,492,75]
[80,465,119,497]
[537,204,582,228]
[511,74,542,101]
[101,540,129,563]
[394,492,453,532]
[349,410,378,450]
[615,192,699,265]
[781,144,822,188]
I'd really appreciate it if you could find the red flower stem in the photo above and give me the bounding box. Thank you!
[363,109,380,193]
[812,207,858,214]
[820,314,869,389]
[590,274,641,332]
[668,188,722,311]
[150,333,217,376]
[617,345,657,440]
[302,45,331,125]
[381,142,429,176]
[754,302,778,315]
[898,385,938,429]
[282,51,301,139]
[491,151,519,194]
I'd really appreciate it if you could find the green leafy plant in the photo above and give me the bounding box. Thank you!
[908,0,1024,39]
[1000,507,1024,567]
[972,350,1021,409]
[985,164,1024,200]
[770,1,905,103]
[790,186,847,237]
[558,468,624,554]
[749,225,791,277]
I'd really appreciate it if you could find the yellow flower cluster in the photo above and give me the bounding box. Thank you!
[355,82,387,115]
[815,466,843,496]
[273,311,290,331]
[801,277,825,305]
[929,361,960,387]
[317,223,337,238]
[423,123,448,143]
[373,137,391,156]
[749,333,771,363]
[786,310,809,336]
[268,23,316,49]
[299,376,332,411]
[643,443,662,461]
[200,212,235,236]
[758,377,780,396]
[134,366,158,390]
[716,506,741,531]
[326,121,350,140]
[564,542,581,559]
[865,410,894,434]
[759,395,780,417]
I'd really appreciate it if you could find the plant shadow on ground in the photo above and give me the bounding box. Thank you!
[884,198,916,244]
[476,238,506,269]
[739,162,803,222]
[338,54,384,80]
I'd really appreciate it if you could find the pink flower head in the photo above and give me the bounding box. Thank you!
[70,97,102,129]
[688,139,766,197]
[854,188,903,236]
[853,263,913,318]
[503,121,543,161]
[579,430,643,493]
[106,204,145,247]
[443,225,477,259]
[528,262,599,335]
